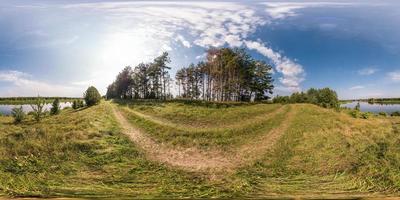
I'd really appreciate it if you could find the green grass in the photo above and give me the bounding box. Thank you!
[117,102,289,149]
[118,100,281,128]
[0,102,242,198]
[0,101,399,198]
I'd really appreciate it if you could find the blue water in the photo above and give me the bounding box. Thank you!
[341,101,400,114]
[0,102,72,115]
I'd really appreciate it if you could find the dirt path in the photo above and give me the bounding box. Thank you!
[124,105,286,132]
[112,104,297,172]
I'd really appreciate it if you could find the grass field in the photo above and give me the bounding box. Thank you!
[0,100,399,198]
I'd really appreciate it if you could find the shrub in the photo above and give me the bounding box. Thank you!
[361,112,370,119]
[72,99,85,110]
[378,112,387,117]
[272,87,339,108]
[84,86,101,106]
[11,106,25,123]
[391,111,400,117]
[50,98,61,115]
[30,97,46,122]
[350,110,359,118]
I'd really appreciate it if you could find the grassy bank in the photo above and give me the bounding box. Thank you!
[0,100,399,198]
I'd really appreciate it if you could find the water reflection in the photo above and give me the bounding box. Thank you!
[341,101,400,114]
[0,102,72,115]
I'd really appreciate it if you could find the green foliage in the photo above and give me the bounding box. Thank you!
[176,48,274,101]
[30,97,46,122]
[273,87,339,108]
[361,112,370,119]
[107,52,171,100]
[378,112,387,117]
[50,98,61,115]
[72,99,84,110]
[11,106,25,123]
[272,95,290,104]
[391,111,400,117]
[84,86,101,106]
[350,110,360,118]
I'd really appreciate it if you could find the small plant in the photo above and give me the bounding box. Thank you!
[50,98,61,115]
[361,112,370,119]
[72,99,85,110]
[350,110,359,118]
[11,106,25,123]
[84,86,101,106]
[378,112,387,117]
[30,96,46,122]
[391,111,400,117]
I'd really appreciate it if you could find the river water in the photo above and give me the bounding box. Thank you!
[341,101,400,114]
[0,102,72,115]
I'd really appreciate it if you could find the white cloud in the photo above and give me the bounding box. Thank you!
[195,53,207,60]
[262,2,353,20]
[62,1,309,91]
[175,35,191,48]
[0,70,82,97]
[349,85,365,90]
[388,71,400,81]
[244,40,304,91]
[358,67,378,75]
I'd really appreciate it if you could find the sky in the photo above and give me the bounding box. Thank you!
[0,0,399,99]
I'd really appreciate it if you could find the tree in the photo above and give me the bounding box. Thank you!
[50,98,61,115]
[31,97,46,122]
[273,88,339,108]
[11,106,25,124]
[175,48,274,102]
[84,86,101,106]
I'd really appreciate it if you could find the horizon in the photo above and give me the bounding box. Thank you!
[0,0,400,99]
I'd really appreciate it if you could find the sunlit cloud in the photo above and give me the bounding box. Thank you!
[63,1,305,91]
[262,2,354,20]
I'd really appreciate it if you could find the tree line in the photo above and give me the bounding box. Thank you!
[107,48,274,102]
[272,88,339,108]
[176,48,274,101]
[106,52,172,100]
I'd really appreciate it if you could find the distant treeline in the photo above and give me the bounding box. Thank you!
[107,48,274,102]
[0,97,81,104]
[272,88,339,108]
[341,98,400,104]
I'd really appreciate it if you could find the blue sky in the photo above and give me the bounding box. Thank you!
[0,0,399,99]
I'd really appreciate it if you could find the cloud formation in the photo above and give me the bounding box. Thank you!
[0,70,81,97]
[64,1,305,91]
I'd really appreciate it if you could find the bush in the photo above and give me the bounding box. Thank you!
[30,97,46,122]
[350,110,359,118]
[391,111,400,117]
[72,99,85,110]
[84,86,101,106]
[272,87,339,108]
[50,98,61,115]
[11,106,25,123]
[378,112,387,117]
[361,112,370,119]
